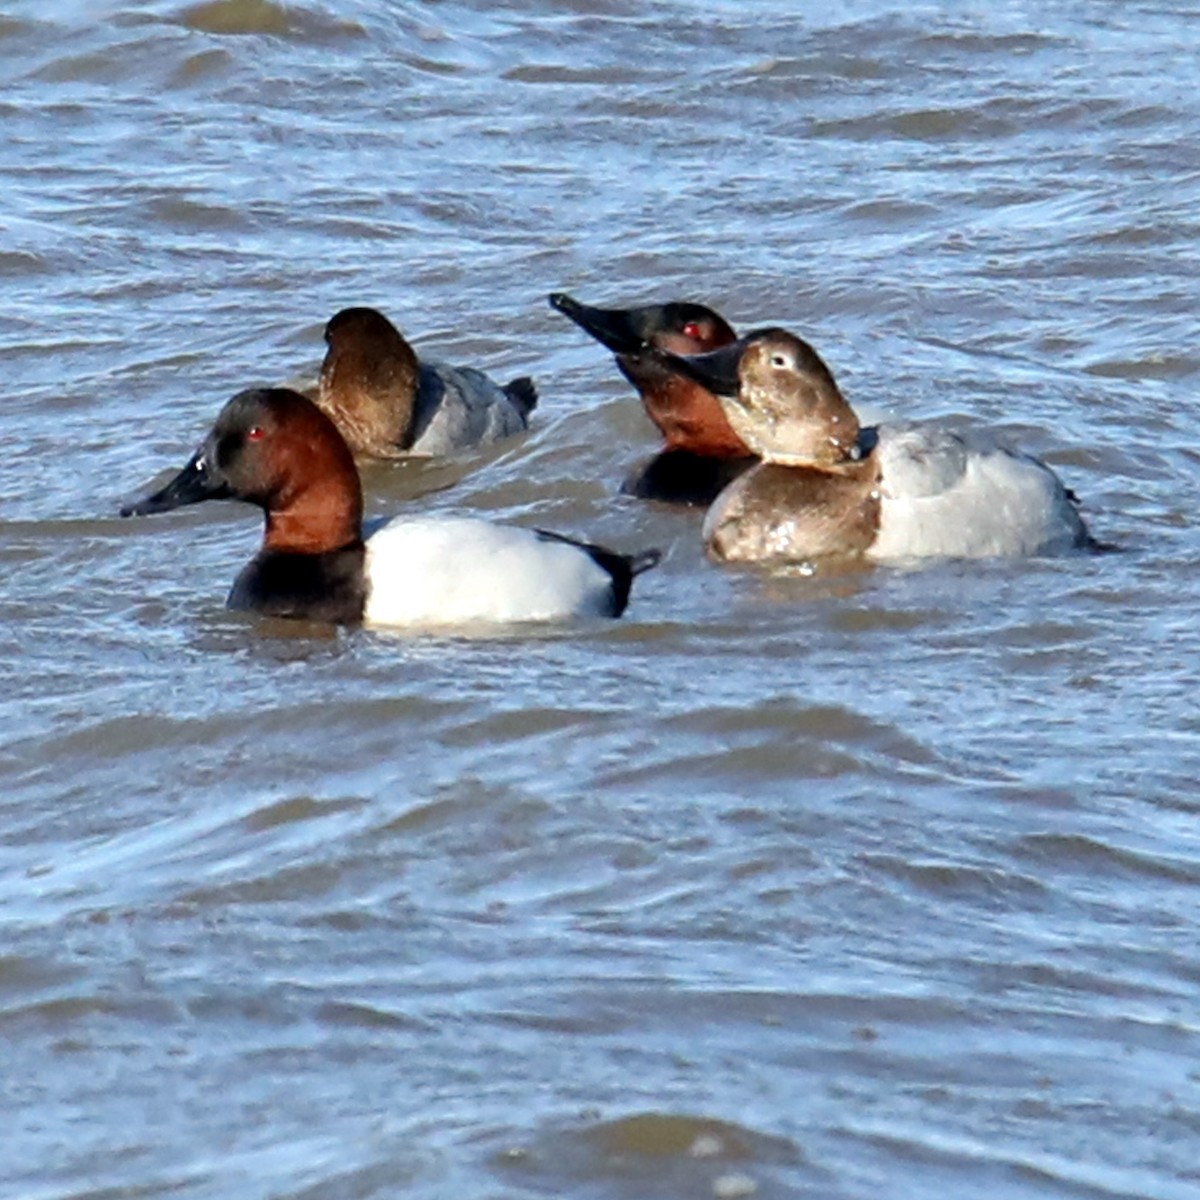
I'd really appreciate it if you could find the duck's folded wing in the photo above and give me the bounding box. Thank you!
[875,421,971,499]
[872,422,1088,558]
[408,362,530,455]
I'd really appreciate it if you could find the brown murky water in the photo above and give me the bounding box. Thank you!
[2,3,1199,1198]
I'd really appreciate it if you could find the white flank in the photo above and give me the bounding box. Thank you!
[867,422,1087,560]
[362,516,615,627]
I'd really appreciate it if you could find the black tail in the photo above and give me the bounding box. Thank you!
[625,549,663,577]
[1062,483,1120,555]
[535,530,662,617]
[504,376,538,417]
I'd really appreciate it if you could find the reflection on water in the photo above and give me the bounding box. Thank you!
[2,1,1199,1198]
[491,1112,805,1198]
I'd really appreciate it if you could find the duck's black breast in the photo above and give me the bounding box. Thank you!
[622,448,757,507]
[227,543,368,624]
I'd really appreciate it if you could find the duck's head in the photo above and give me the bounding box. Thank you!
[121,388,363,553]
[548,292,736,357]
[318,306,420,453]
[655,328,862,468]
[548,292,750,457]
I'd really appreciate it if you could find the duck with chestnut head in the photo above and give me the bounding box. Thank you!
[121,388,659,627]
[548,292,757,504]
[313,306,537,460]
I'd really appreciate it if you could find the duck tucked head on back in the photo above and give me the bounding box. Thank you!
[658,328,1093,566]
[316,305,537,460]
[548,291,755,504]
[121,387,659,626]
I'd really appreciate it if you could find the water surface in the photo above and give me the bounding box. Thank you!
[2,3,1199,1198]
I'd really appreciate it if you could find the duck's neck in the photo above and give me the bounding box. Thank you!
[724,368,869,470]
[809,418,877,476]
[264,472,364,555]
[619,354,751,458]
[750,406,868,473]
[799,383,863,467]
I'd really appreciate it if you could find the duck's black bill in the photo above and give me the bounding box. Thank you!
[652,342,743,398]
[548,292,649,356]
[120,448,230,517]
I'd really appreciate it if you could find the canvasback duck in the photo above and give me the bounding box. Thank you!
[120,388,660,626]
[548,292,756,505]
[656,328,1093,566]
[314,306,537,459]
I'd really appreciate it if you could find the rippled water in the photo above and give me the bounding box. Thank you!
[3,2,1199,1198]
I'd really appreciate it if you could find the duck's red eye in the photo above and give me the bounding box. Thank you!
[681,322,704,340]
[246,426,265,442]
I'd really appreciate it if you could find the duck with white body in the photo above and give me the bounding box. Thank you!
[121,388,658,627]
